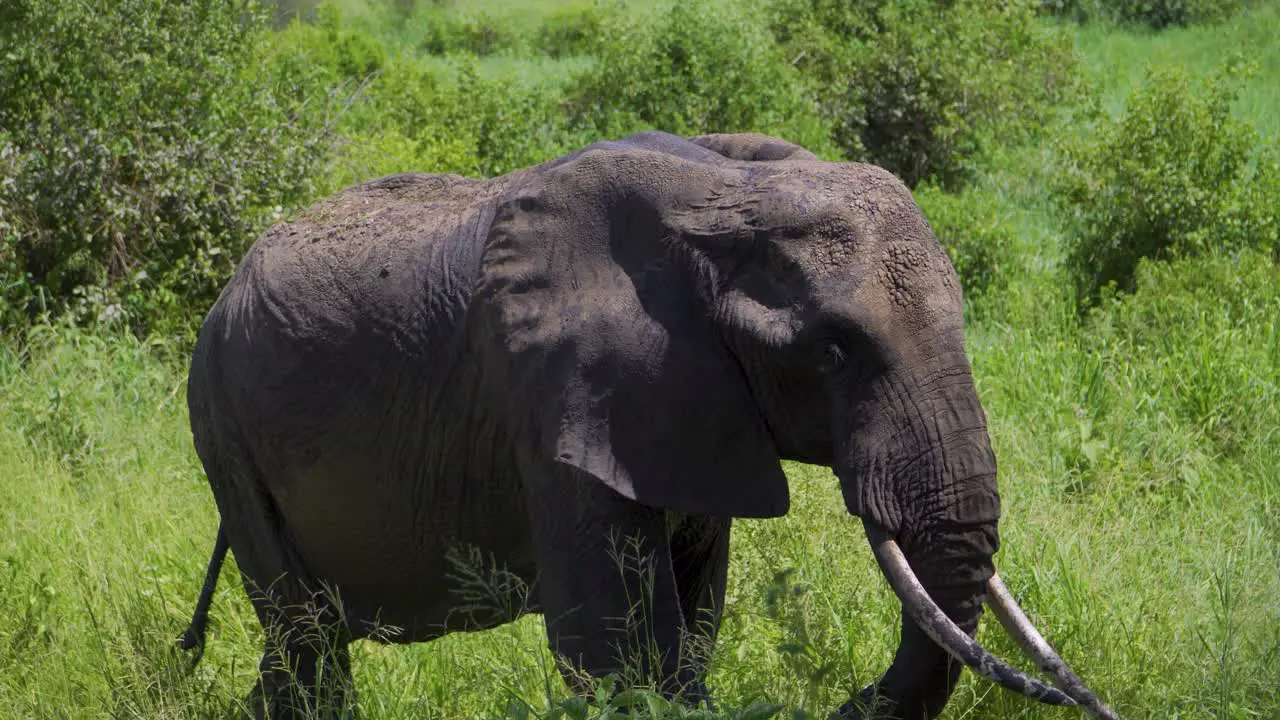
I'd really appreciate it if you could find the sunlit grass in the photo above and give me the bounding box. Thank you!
[1071,1,1280,136]
[2,252,1277,720]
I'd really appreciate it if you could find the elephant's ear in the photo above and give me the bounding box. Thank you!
[688,133,819,162]
[475,147,789,518]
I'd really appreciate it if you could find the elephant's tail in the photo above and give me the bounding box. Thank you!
[178,523,229,662]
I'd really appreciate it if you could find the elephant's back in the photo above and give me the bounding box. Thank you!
[249,172,503,340]
[190,172,510,479]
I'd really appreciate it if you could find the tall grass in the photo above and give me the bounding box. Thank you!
[1072,1,1280,137]
[2,267,1276,719]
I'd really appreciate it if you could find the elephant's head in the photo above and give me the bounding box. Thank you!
[478,132,1116,719]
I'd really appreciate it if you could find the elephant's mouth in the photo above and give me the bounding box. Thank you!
[863,520,1120,719]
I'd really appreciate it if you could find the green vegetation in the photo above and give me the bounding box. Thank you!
[770,0,1080,186]
[1040,0,1249,28]
[913,183,1018,300]
[1057,59,1279,306]
[1,0,1278,718]
[565,0,837,155]
[0,0,329,337]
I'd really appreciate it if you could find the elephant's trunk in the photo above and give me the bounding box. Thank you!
[834,347,1115,718]
[861,522,1075,713]
[860,524,1121,719]
[833,349,1000,717]
[855,518,1032,718]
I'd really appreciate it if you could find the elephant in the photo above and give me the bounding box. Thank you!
[180,131,1118,719]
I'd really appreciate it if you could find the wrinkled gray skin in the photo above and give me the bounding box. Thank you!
[187,131,1000,719]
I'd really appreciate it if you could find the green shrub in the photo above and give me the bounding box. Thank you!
[459,70,599,178]
[1039,0,1245,28]
[538,4,607,58]
[1089,249,1280,463]
[395,60,595,178]
[280,1,389,82]
[913,184,1017,298]
[268,7,593,183]
[0,0,330,337]
[358,0,531,58]
[565,0,837,156]
[1056,60,1279,307]
[268,5,475,185]
[770,0,1080,187]
[419,11,527,56]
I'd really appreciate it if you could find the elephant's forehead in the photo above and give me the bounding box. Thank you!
[766,187,945,274]
[789,208,961,333]
[876,242,961,316]
[755,163,926,234]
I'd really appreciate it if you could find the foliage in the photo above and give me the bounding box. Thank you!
[331,0,608,59]
[0,0,601,338]
[0,0,330,338]
[1039,0,1247,28]
[1056,59,1279,306]
[564,0,837,155]
[268,5,476,184]
[271,2,599,184]
[538,4,609,58]
[769,0,1081,187]
[410,6,530,56]
[1089,251,1280,462]
[914,184,1018,298]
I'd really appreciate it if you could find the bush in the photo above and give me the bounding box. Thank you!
[1056,60,1279,307]
[538,4,607,58]
[913,184,1017,298]
[0,0,330,337]
[1089,250,1280,462]
[415,9,528,57]
[770,0,1080,187]
[406,61,596,178]
[267,5,475,185]
[269,5,594,183]
[1039,0,1245,28]
[564,0,837,156]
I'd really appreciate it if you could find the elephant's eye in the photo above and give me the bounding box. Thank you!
[822,342,847,371]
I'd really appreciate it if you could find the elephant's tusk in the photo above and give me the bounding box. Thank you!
[864,523,1077,707]
[985,573,1121,720]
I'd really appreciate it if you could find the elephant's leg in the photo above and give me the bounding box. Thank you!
[249,591,356,720]
[668,514,731,706]
[524,469,698,703]
[200,436,356,718]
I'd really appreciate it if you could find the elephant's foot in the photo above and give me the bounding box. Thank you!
[657,668,713,711]
[250,675,357,720]
[252,637,356,720]
[831,684,896,720]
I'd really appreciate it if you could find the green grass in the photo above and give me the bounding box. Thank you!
[3,267,1277,719]
[1072,1,1280,136]
[2,0,1279,718]
[314,0,668,84]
